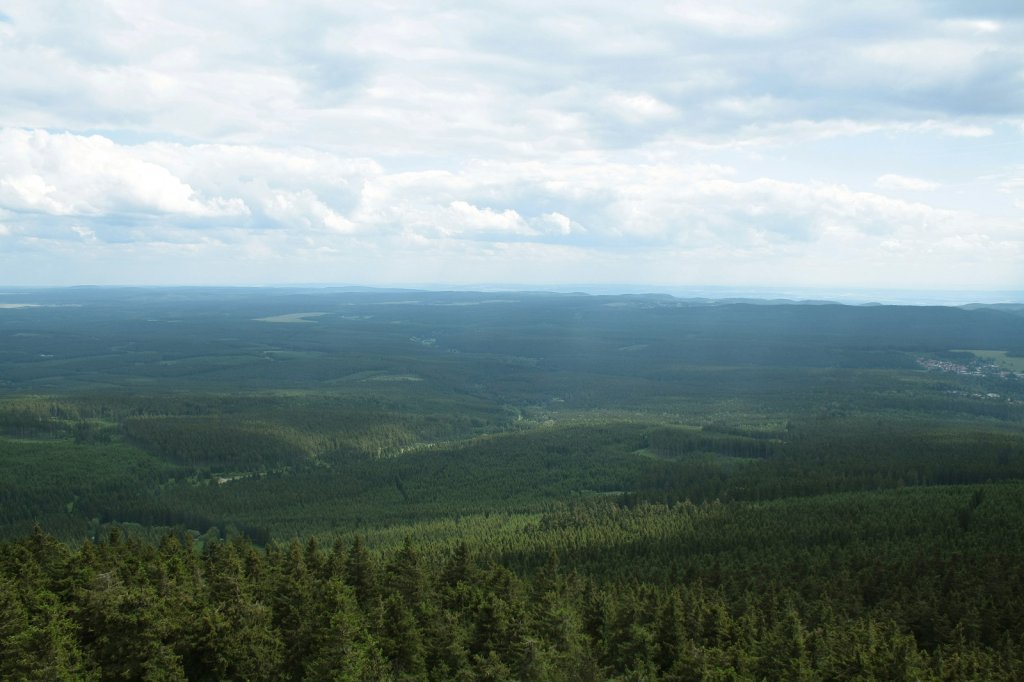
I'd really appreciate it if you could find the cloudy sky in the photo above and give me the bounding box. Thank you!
[1,1,1022,295]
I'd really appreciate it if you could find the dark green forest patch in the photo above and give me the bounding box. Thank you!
[3,289,1024,678]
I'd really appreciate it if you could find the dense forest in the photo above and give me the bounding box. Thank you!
[1,287,1023,679]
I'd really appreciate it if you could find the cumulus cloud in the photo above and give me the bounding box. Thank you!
[263,190,356,234]
[0,130,982,245]
[3,123,1020,291]
[0,129,245,218]
[534,212,581,236]
[445,201,532,236]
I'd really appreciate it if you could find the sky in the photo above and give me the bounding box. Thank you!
[0,1,1022,297]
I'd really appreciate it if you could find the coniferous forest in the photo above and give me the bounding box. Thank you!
[2,287,1024,680]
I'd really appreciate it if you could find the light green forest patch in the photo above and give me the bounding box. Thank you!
[261,350,326,360]
[955,349,1024,371]
[254,311,328,323]
[429,299,518,306]
[158,355,261,367]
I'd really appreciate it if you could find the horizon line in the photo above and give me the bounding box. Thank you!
[1,282,1022,307]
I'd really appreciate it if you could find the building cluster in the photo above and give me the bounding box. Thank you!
[918,356,1024,383]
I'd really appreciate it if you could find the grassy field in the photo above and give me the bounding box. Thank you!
[957,348,1024,371]
[254,311,328,323]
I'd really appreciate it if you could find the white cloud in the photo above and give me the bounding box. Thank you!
[263,190,356,234]
[0,129,975,249]
[534,212,580,236]
[713,96,786,119]
[915,120,994,138]
[941,19,1001,36]
[0,129,246,218]
[604,92,678,123]
[856,39,989,86]
[645,117,997,153]
[876,174,940,191]
[0,1,1021,291]
[444,201,534,237]
[669,2,792,37]
[70,224,97,241]
[0,124,1020,291]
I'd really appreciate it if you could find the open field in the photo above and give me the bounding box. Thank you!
[957,348,1024,371]
[254,311,328,323]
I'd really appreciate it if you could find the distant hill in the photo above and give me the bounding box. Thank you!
[960,302,1024,316]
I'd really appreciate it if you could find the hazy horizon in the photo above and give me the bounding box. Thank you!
[1,281,1022,307]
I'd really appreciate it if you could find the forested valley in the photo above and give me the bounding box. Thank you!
[2,287,1024,680]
